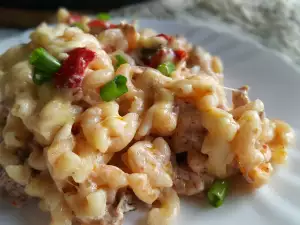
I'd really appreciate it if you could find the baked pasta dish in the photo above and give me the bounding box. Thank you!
[0,8,295,225]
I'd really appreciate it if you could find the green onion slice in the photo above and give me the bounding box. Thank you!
[96,12,111,21]
[157,62,175,77]
[207,180,229,208]
[29,48,61,74]
[115,54,127,69]
[72,22,84,30]
[32,69,53,85]
[100,75,128,102]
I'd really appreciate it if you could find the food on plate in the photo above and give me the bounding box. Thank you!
[0,8,295,225]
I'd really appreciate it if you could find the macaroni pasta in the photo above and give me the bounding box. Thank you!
[0,8,295,225]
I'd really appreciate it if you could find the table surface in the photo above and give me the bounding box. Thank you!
[1,0,300,67]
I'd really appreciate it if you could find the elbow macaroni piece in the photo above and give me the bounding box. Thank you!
[272,120,295,146]
[134,68,172,95]
[126,137,173,188]
[2,114,30,149]
[247,162,273,188]
[46,123,85,183]
[136,88,178,138]
[28,148,47,171]
[128,173,160,204]
[80,101,139,153]
[82,68,114,104]
[268,120,295,164]
[64,189,107,221]
[30,24,101,60]
[73,134,114,182]
[260,118,276,143]
[46,123,104,184]
[53,151,82,181]
[24,173,72,225]
[11,92,37,121]
[49,201,73,225]
[231,99,264,119]
[25,173,54,198]
[148,188,180,225]
[115,64,145,114]
[81,48,114,104]
[201,134,234,178]
[200,107,239,142]
[85,189,107,218]
[98,28,129,52]
[167,74,216,99]
[197,93,236,178]
[5,163,31,185]
[119,23,139,51]
[2,61,34,99]
[33,97,80,145]
[91,165,128,189]
[233,111,265,170]
[232,110,273,186]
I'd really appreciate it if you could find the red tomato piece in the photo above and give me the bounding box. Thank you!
[55,48,96,88]
[156,33,173,43]
[68,14,82,24]
[149,49,166,68]
[174,49,187,61]
[88,19,118,29]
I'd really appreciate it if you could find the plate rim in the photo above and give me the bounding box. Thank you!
[0,18,299,77]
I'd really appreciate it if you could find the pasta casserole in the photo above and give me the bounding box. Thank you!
[0,8,295,225]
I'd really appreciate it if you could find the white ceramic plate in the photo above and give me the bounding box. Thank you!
[0,19,300,225]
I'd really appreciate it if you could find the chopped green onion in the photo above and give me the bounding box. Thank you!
[207,180,229,208]
[29,48,61,74]
[115,55,127,69]
[32,69,53,85]
[100,75,128,102]
[71,22,84,30]
[96,12,111,21]
[157,62,175,77]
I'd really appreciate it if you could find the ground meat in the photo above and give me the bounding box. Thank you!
[0,167,28,202]
[80,190,136,225]
[172,164,214,196]
[171,99,206,153]
[119,23,138,51]
[99,191,135,225]
[232,85,250,108]
[187,46,212,74]
[0,101,10,136]
[0,139,37,204]
[17,148,31,164]
[0,102,9,124]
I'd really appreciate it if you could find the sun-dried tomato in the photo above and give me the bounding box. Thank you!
[156,33,173,43]
[174,49,187,61]
[140,47,185,68]
[55,48,96,88]
[68,14,82,24]
[88,19,118,29]
[149,49,166,68]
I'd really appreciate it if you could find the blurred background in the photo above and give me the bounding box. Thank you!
[0,0,150,28]
[0,0,300,65]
